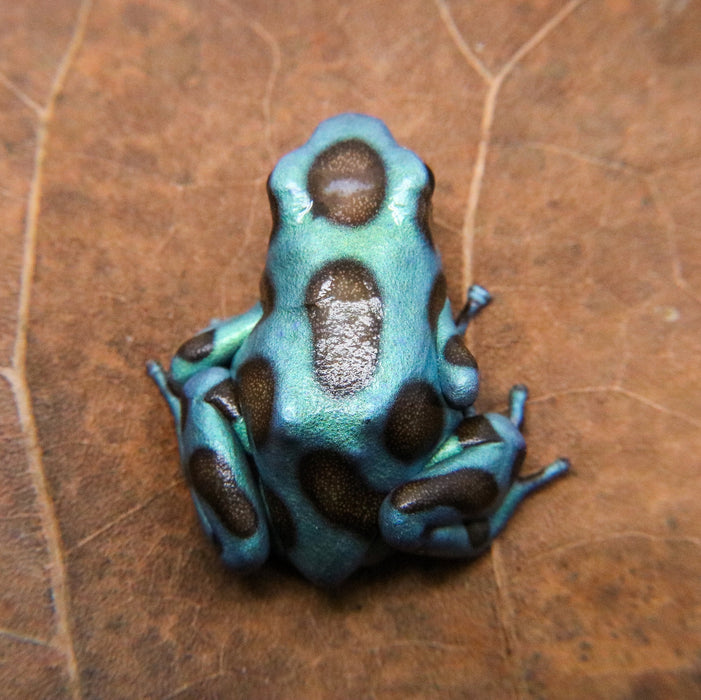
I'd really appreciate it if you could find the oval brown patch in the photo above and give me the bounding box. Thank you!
[188,447,258,538]
[384,380,444,462]
[307,139,386,226]
[299,450,384,538]
[236,357,275,447]
[305,259,383,397]
[176,328,215,363]
[391,468,499,516]
[444,335,478,368]
[455,415,502,448]
[203,377,241,422]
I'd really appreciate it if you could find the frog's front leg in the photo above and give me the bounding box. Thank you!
[434,284,491,409]
[165,303,263,386]
[379,385,569,558]
[148,363,270,571]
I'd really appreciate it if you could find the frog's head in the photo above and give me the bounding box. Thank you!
[266,114,436,255]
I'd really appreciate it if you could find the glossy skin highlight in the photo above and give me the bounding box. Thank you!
[147,114,569,586]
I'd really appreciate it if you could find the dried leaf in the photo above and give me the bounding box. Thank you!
[1,0,699,697]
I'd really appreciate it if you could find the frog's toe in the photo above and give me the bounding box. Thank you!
[147,360,182,419]
[488,457,570,539]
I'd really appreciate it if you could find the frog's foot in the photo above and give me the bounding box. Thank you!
[379,386,569,558]
[149,364,270,571]
[455,284,491,333]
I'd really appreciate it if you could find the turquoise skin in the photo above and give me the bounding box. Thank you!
[148,114,569,586]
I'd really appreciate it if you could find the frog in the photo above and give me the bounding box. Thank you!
[147,113,569,586]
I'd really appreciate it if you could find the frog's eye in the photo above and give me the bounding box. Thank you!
[307,139,386,227]
[266,173,281,242]
[423,162,435,195]
[259,269,275,319]
[416,162,435,248]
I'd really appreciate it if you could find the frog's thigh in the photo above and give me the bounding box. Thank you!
[379,414,523,558]
[178,367,270,571]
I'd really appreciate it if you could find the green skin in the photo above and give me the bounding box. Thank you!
[148,114,569,586]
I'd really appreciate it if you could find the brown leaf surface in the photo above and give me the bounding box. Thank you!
[2,1,699,697]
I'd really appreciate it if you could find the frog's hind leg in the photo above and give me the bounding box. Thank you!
[148,363,270,572]
[379,385,569,559]
[490,383,569,537]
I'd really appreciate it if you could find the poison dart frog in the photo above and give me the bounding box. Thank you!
[147,113,569,586]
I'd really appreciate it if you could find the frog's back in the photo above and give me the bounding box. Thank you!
[232,114,463,584]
